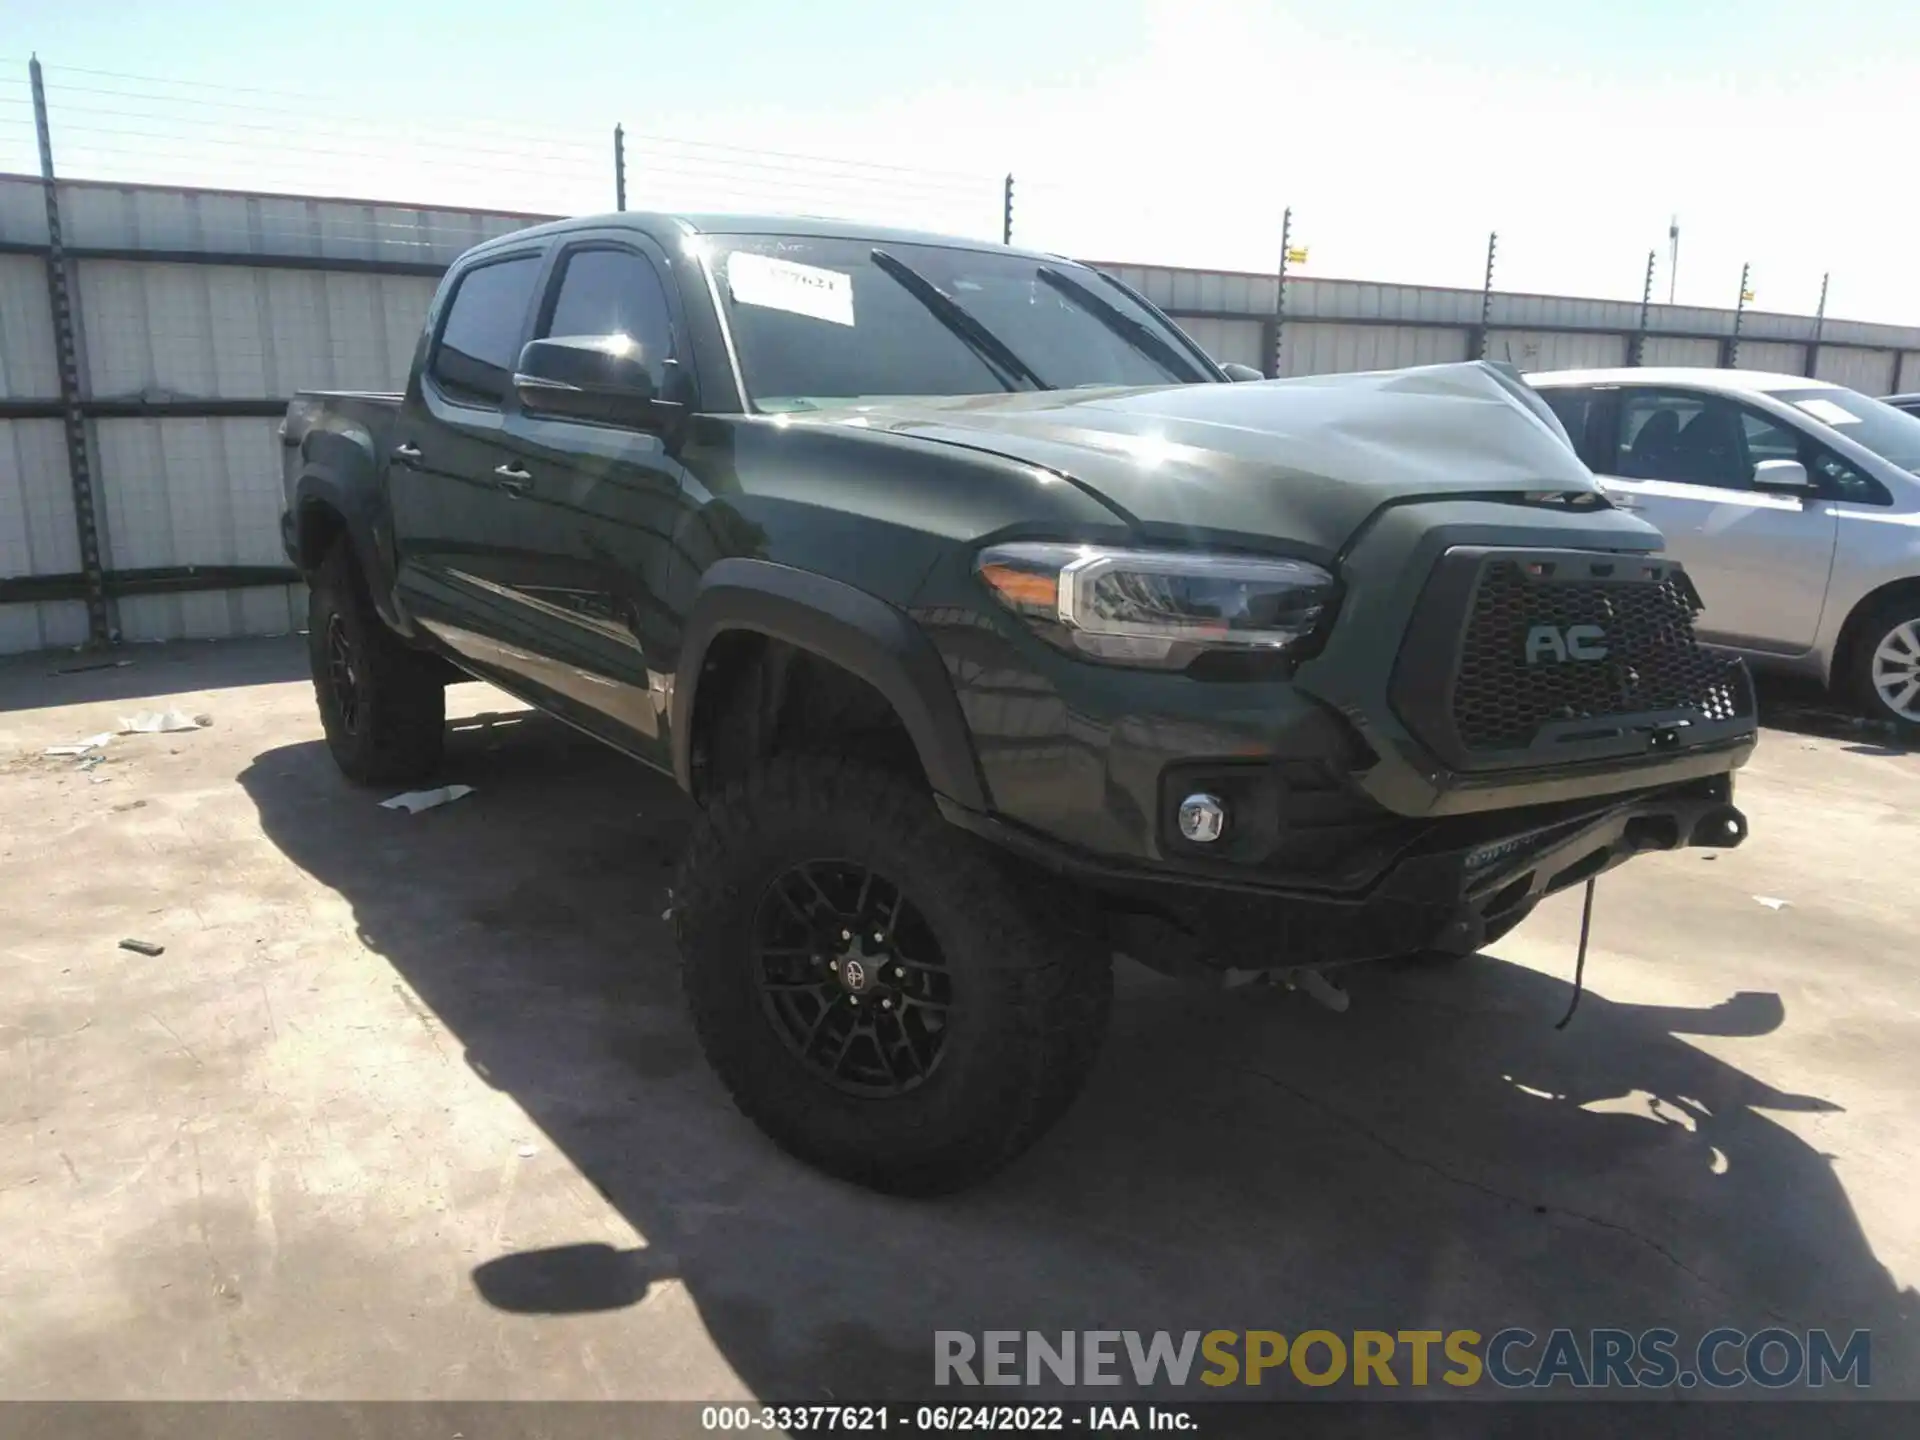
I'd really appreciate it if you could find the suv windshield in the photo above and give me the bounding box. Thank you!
[707,234,1218,411]
[1770,387,1920,474]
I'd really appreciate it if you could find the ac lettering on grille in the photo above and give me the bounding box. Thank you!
[1525,623,1609,665]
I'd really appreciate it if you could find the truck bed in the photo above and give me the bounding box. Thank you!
[278,390,406,576]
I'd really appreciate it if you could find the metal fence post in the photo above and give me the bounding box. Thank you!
[1724,262,1751,368]
[1001,174,1014,246]
[1806,271,1829,378]
[614,125,627,211]
[1471,231,1497,361]
[30,55,111,645]
[1631,249,1656,366]
[1269,206,1292,379]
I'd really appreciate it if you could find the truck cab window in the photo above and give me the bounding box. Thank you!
[430,255,540,405]
[541,248,675,368]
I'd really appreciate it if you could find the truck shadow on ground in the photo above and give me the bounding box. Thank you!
[239,714,1918,1407]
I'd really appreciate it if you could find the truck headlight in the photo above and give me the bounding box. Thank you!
[975,543,1335,669]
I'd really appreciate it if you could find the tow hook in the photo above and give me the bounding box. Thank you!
[1691,804,1748,848]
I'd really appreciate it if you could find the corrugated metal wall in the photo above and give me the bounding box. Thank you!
[7,174,1920,655]
[1173,316,1263,371]
[1486,329,1628,372]
[1641,335,1723,367]
[95,416,299,641]
[0,418,86,652]
[0,173,548,653]
[1281,323,1469,376]
[77,262,435,399]
[1734,341,1805,375]
[1815,347,1897,395]
[0,244,80,648]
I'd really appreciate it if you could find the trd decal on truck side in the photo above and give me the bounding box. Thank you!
[1525,624,1609,664]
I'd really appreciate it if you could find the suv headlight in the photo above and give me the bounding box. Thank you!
[975,543,1335,669]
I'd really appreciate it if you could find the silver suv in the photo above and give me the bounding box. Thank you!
[1528,367,1920,731]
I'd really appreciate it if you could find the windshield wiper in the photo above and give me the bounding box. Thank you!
[869,248,1049,391]
[1035,266,1209,383]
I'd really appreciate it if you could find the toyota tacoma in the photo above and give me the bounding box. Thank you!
[280,213,1756,1194]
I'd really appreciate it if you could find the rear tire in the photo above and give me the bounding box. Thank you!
[1846,596,1920,735]
[673,756,1112,1195]
[307,540,446,785]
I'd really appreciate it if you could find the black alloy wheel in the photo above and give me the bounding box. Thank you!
[325,613,362,735]
[752,860,953,1095]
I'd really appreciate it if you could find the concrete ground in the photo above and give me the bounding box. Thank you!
[0,637,1915,1407]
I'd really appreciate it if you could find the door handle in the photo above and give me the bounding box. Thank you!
[392,442,423,466]
[493,463,534,496]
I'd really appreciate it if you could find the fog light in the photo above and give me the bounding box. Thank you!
[1177,792,1226,843]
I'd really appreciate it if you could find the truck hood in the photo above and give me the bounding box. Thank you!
[788,361,1597,559]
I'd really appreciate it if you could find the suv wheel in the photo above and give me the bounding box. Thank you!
[673,756,1112,1195]
[308,540,446,784]
[1849,597,1920,734]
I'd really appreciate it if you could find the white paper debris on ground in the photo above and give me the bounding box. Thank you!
[1754,896,1792,910]
[515,1144,537,1159]
[117,711,205,735]
[44,733,114,756]
[380,784,475,814]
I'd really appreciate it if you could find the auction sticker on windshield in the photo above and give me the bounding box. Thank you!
[727,252,855,326]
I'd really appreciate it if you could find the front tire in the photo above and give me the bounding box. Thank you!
[307,540,446,785]
[673,756,1112,1195]
[1848,597,1920,734]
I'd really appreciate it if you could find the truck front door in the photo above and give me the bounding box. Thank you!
[471,235,697,767]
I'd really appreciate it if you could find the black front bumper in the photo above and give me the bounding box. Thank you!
[943,773,1746,970]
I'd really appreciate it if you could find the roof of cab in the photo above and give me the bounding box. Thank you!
[465,210,1070,265]
[1526,366,1841,395]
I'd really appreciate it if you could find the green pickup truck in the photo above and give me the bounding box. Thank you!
[280,212,1756,1194]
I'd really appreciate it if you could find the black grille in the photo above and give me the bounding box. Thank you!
[1453,560,1749,752]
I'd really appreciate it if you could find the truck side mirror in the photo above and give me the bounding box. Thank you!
[514,335,685,435]
[1751,458,1812,494]
[1219,363,1265,382]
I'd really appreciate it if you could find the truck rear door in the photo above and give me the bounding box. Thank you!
[388,248,548,671]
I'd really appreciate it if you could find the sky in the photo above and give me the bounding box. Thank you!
[2,0,1916,323]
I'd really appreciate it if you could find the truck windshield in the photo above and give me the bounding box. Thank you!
[706,234,1218,412]
[1770,387,1920,474]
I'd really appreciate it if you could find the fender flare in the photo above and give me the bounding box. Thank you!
[290,463,405,633]
[671,558,987,810]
